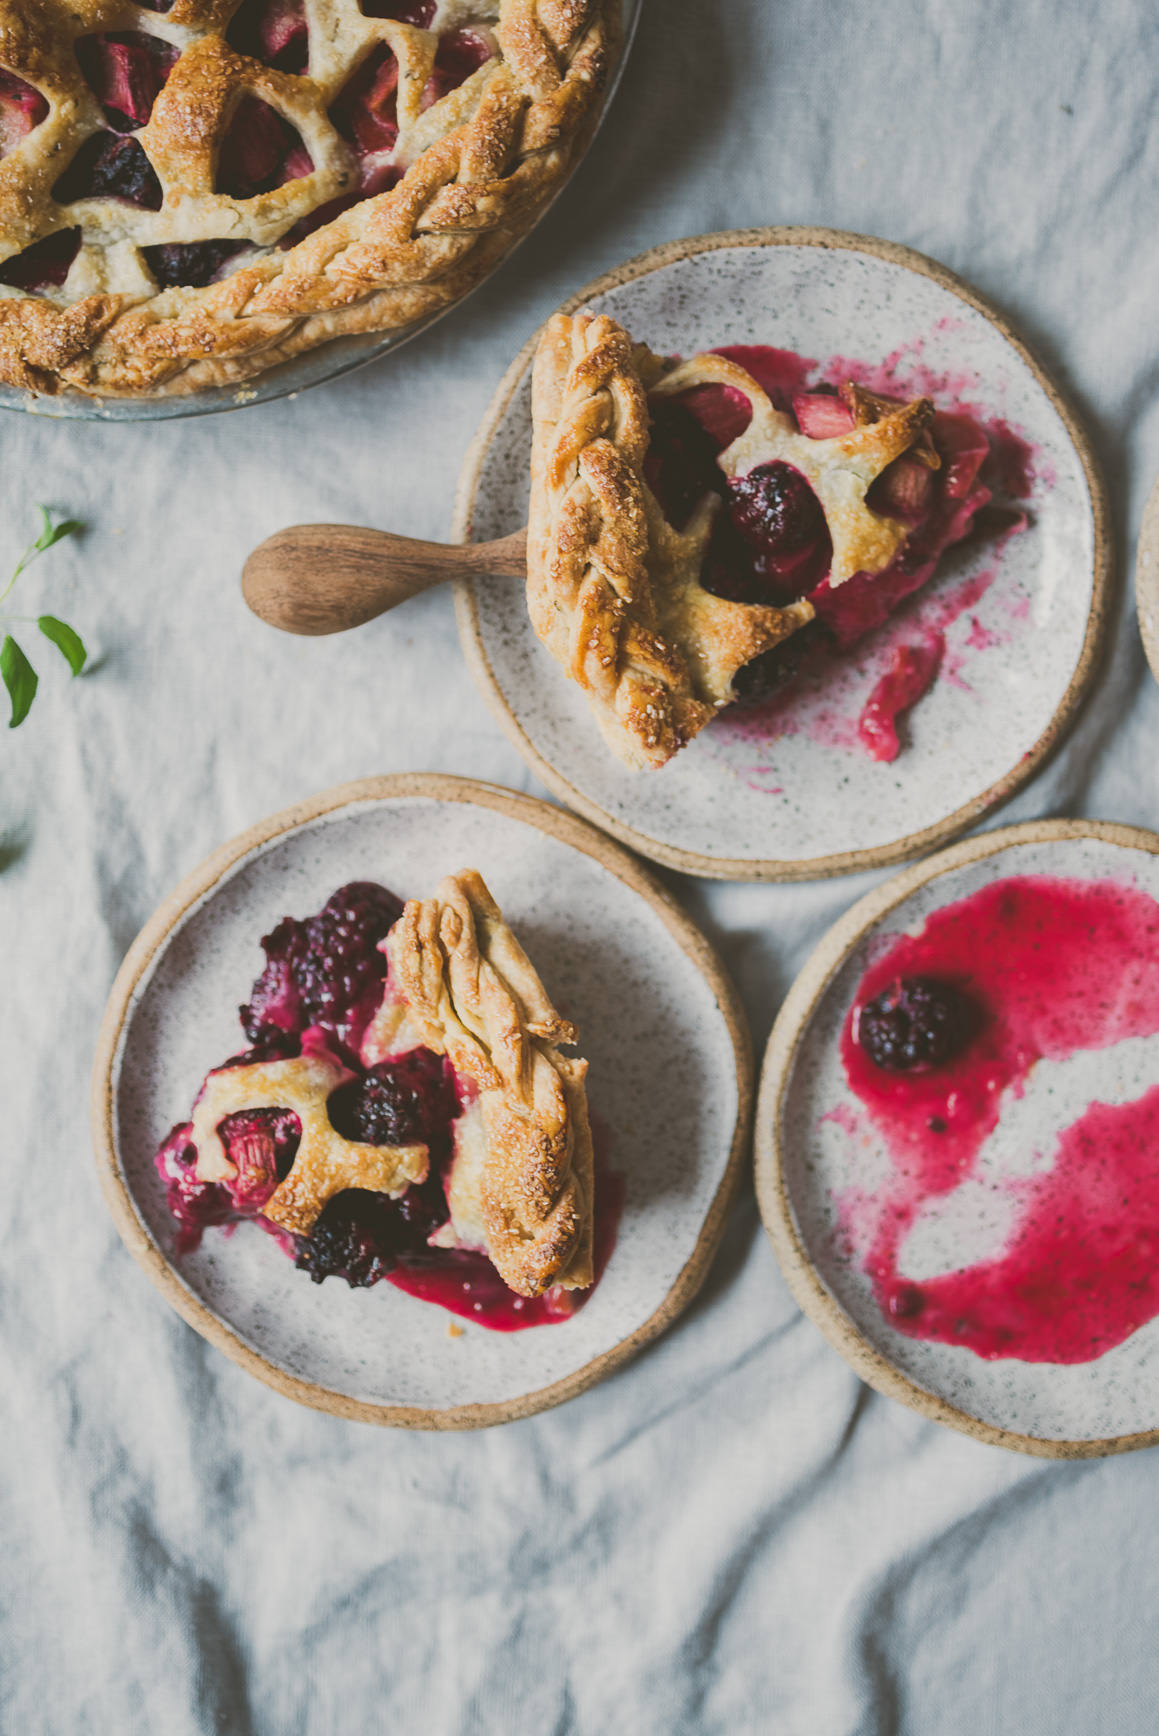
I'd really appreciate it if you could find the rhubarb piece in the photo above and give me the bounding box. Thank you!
[0,69,48,158]
[75,32,178,132]
[227,0,310,74]
[216,95,312,198]
[0,229,80,290]
[421,29,493,108]
[858,637,944,762]
[330,44,400,155]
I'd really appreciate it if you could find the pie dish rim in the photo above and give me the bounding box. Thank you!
[452,224,1114,883]
[90,770,753,1430]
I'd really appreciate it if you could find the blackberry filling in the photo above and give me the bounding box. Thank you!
[241,880,404,1048]
[53,134,163,209]
[328,1048,458,1147]
[143,240,250,289]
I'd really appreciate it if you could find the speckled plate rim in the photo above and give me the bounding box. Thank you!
[452,225,1114,883]
[0,0,641,424]
[754,816,1159,1460]
[1135,472,1159,684]
[91,772,753,1431]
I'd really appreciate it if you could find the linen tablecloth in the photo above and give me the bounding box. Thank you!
[5,2,1159,1729]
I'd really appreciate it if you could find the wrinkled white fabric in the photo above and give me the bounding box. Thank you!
[3,1,1159,1730]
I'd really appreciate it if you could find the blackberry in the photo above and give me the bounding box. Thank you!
[727,462,827,557]
[731,618,834,704]
[858,975,976,1072]
[327,1048,456,1147]
[295,1182,449,1287]
[143,240,250,289]
[240,880,404,1045]
[642,398,725,531]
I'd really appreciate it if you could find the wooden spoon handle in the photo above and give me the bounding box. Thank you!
[241,522,528,636]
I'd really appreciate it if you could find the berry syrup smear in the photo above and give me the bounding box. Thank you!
[834,874,1159,1364]
[155,883,621,1332]
[645,336,1040,780]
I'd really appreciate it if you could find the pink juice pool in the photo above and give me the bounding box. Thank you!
[838,875,1159,1363]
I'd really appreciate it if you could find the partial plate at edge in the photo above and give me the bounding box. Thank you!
[755,818,1159,1458]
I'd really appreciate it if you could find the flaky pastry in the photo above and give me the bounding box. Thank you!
[191,1046,427,1235]
[527,310,943,771]
[382,868,593,1297]
[0,0,617,397]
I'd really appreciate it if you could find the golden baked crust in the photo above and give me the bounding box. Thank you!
[527,310,938,771]
[0,0,618,397]
[190,1046,428,1235]
[384,868,594,1298]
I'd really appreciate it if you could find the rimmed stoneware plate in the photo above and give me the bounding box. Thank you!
[454,227,1111,882]
[1,2,640,424]
[1136,471,1159,684]
[755,817,1159,1458]
[91,773,750,1429]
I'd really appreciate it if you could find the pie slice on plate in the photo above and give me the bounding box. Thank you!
[155,870,596,1326]
[527,311,992,770]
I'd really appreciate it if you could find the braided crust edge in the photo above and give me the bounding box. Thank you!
[0,0,618,398]
[385,868,594,1298]
[528,310,815,770]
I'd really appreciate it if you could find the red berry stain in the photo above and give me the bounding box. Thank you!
[857,635,944,762]
[840,874,1159,1363]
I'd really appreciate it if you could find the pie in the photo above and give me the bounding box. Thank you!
[155,871,598,1327]
[527,311,994,770]
[0,0,618,398]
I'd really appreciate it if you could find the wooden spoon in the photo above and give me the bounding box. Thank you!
[241,523,528,636]
[1136,473,1159,686]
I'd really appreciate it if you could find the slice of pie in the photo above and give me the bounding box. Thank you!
[0,1,618,397]
[155,872,596,1327]
[527,311,993,770]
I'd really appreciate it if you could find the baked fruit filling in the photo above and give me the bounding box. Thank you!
[527,314,995,769]
[155,874,605,1330]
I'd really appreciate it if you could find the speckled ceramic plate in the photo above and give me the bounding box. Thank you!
[1136,471,1159,685]
[755,819,1159,1458]
[454,228,1111,882]
[0,2,640,424]
[91,775,750,1429]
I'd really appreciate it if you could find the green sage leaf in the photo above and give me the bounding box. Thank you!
[33,510,83,554]
[38,615,87,676]
[1,635,37,727]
